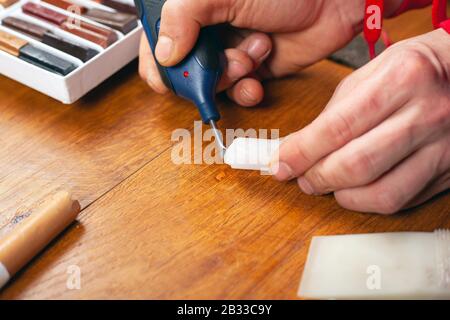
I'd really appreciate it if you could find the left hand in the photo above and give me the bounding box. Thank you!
[139,0,392,107]
[271,29,450,214]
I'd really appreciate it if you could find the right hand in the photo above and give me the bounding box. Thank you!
[139,0,401,107]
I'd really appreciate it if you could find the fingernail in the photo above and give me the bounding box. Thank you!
[247,39,271,63]
[228,60,249,81]
[270,161,293,181]
[155,36,173,63]
[297,177,314,195]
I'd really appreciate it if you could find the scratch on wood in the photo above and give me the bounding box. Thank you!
[0,209,32,238]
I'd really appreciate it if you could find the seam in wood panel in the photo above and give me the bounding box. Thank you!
[79,143,174,216]
[77,120,200,216]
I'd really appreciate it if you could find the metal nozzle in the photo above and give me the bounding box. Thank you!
[209,120,226,157]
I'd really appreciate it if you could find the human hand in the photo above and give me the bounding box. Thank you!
[272,29,450,214]
[138,0,402,107]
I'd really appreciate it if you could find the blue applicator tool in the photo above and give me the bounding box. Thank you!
[134,0,227,153]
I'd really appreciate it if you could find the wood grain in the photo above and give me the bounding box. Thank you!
[0,6,449,299]
[0,61,199,226]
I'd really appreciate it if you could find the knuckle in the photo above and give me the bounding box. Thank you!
[293,143,314,166]
[283,134,314,166]
[364,91,382,115]
[162,0,181,18]
[401,50,425,76]
[401,96,450,144]
[424,98,450,129]
[390,44,439,86]
[327,112,354,146]
[160,0,191,33]
[342,150,376,183]
[376,188,405,214]
[227,0,240,23]
[305,168,330,193]
[403,114,420,147]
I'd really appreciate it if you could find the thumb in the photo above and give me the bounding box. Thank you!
[155,0,239,66]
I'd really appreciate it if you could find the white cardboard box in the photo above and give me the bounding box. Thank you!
[0,0,142,103]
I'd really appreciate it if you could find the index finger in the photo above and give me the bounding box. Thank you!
[155,0,239,66]
[271,57,416,181]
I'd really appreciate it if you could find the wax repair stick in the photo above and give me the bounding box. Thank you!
[22,2,118,48]
[0,191,80,289]
[298,230,450,300]
[41,0,138,34]
[0,0,18,9]
[0,29,77,75]
[93,0,137,15]
[2,17,99,62]
[224,137,281,172]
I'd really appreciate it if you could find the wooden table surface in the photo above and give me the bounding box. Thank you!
[0,7,449,299]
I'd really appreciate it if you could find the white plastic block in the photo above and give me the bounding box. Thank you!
[224,137,281,172]
[298,230,450,300]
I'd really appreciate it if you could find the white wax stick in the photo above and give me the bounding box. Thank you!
[0,262,10,289]
[298,230,450,300]
[224,137,281,172]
